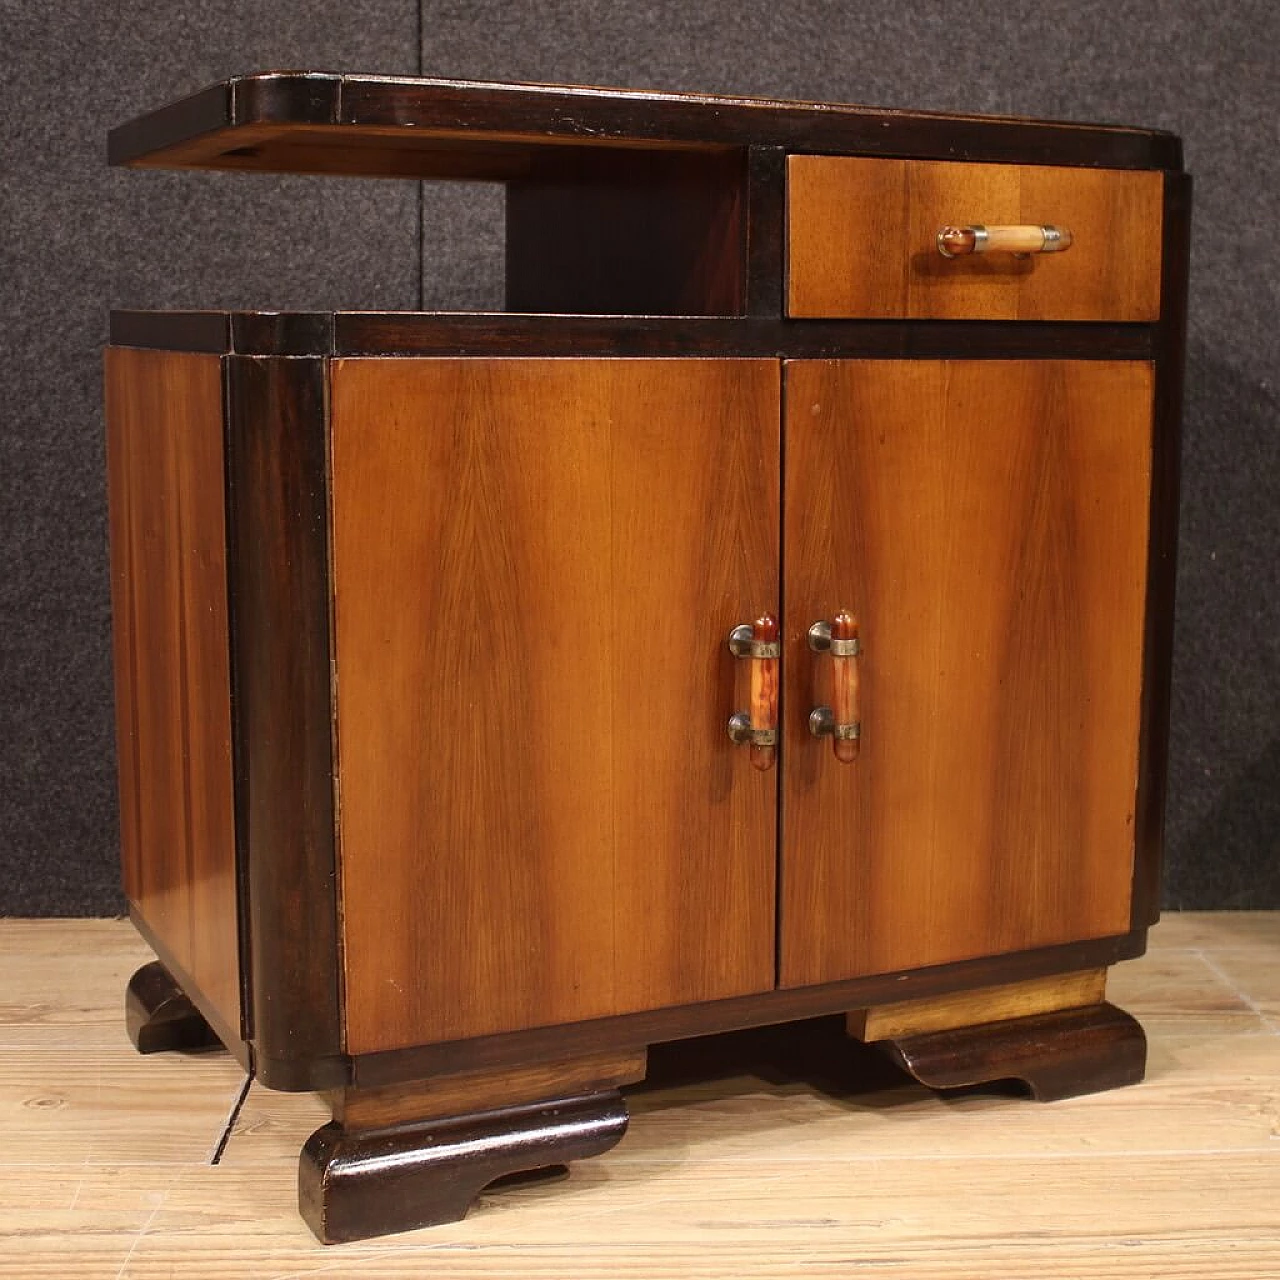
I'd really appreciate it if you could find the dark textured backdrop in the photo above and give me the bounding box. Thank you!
[2,1,1276,914]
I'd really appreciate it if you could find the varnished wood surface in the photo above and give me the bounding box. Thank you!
[2,915,1278,1274]
[787,156,1163,321]
[848,969,1108,1041]
[103,347,241,1047]
[330,358,779,1053]
[781,360,1153,988]
[885,1000,1148,1102]
[108,71,1182,176]
[329,1051,647,1130]
[109,308,1159,360]
[223,357,344,1091]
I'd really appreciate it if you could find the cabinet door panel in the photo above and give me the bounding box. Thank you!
[781,360,1152,987]
[332,358,779,1052]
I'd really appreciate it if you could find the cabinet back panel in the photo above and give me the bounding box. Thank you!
[331,358,779,1053]
[103,347,241,1042]
[781,360,1151,986]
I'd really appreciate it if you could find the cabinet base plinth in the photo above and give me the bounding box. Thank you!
[298,1090,629,1243]
[870,1002,1147,1101]
[125,961,222,1055]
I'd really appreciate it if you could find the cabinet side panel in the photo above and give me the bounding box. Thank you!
[103,347,241,1044]
[331,358,779,1053]
[781,359,1152,986]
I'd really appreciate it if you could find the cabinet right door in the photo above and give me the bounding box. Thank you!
[780,360,1154,988]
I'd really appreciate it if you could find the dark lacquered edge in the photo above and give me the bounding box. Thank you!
[126,959,223,1055]
[349,929,1146,1089]
[110,310,1156,362]
[744,147,786,318]
[129,905,250,1070]
[299,1092,629,1243]
[107,81,231,166]
[884,1001,1147,1102]
[1130,171,1192,931]
[224,356,347,1092]
[110,310,230,352]
[108,71,1180,172]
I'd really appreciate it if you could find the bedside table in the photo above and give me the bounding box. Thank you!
[105,72,1189,1242]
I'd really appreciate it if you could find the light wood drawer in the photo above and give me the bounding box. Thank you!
[787,156,1164,321]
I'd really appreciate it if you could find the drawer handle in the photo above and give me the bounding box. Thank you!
[727,614,779,771]
[936,224,1073,258]
[808,612,861,763]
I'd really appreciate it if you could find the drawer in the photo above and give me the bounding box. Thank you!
[787,156,1163,321]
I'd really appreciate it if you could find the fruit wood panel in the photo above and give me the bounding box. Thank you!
[330,358,779,1053]
[102,347,240,1041]
[787,157,1163,321]
[780,360,1152,987]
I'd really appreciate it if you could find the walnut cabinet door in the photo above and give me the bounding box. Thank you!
[329,358,780,1054]
[780,360,1154,987]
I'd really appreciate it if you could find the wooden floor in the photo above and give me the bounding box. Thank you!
[1,915,1278,1277]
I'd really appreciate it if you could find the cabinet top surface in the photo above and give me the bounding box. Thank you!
[108,71,1182,178]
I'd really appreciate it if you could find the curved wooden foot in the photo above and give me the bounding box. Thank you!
[125,961,222,1055]
[879,1002,1147,1102]
[298,1091,629,1243]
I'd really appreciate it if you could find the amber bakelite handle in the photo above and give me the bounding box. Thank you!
[748,614,779,772]
[808,611,861,763]
[829,611,860,764]
[936,224,1073,257]
[727,614,779,772]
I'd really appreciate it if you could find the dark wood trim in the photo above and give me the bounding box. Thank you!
[333,316,1156,361]
[744,147,786,317]
[106,81,231,167]
[128,905,250,1071]
[224,356,347,1092]
[233,72,341,128]
[126,959,222,1056]
[109,72,1181,174]
[108,310,1157,361]
[878,1001,1147,1102]
[1130,171,1192,930]
[350,930,1146,1089]
[110,310,230,353]
[233,312,335,356]
[299,1092,629,1243]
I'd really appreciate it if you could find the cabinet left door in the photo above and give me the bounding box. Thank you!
[330,358,780,1053]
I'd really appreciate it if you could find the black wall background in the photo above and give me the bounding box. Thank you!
[2,2,1276,914]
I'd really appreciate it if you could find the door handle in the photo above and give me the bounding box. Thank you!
[727,614,779,772]
[936,224,1073,258]
[808,612,861,763]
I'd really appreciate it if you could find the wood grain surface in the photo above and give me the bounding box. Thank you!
[332,1050,647,1129]
[848,969,1108,1041]
[781,360,1153,987]
[787,156,1163,321]
[103,347,240,1044]
[1,915,1277,1276]
[330,358,779,1053]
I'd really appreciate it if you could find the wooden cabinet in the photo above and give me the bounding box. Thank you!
[105,73,1189,1244]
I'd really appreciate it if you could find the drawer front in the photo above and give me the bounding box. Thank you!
[787,156,1163,321]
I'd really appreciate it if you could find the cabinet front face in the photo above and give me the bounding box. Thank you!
[780,360,1153,987]
[330,358,780,1053]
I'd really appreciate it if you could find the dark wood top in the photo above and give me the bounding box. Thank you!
[108,72,1182,178]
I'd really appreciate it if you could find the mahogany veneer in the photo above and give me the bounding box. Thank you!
[104,72,1189,1243]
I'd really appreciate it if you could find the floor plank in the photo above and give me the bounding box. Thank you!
[0,915,1277,1278]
